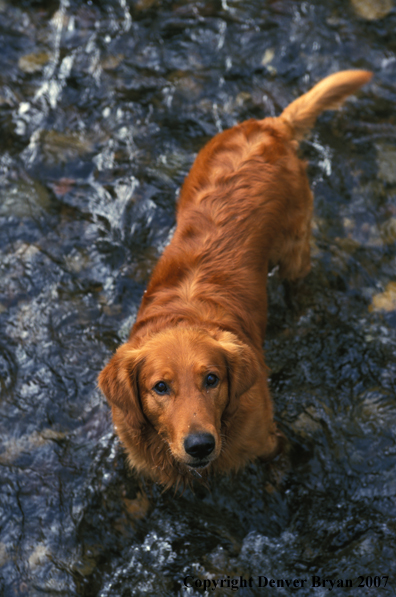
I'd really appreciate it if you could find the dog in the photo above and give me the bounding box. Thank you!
[99,70,372,489]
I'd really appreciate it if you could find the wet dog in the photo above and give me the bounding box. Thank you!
[99,70,372,489]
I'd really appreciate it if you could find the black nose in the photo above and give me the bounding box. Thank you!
[184,433,215,459]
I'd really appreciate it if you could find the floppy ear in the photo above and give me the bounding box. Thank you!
[98,344,146,429]
[216,331,261,412]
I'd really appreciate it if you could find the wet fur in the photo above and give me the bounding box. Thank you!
[99,70,372,489]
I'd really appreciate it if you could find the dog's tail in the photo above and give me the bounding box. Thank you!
[280,70,372,140]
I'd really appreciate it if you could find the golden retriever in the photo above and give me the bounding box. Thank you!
[99,70,372,489]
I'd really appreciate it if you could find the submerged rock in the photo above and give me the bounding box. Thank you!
[370,282,396,312]
[0,179,52,218]
[377,143,396,185]
[18,51,50,74]
[41,130,94,163]
[350,0,393,20]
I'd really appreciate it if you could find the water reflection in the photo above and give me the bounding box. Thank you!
[0,0,396,595]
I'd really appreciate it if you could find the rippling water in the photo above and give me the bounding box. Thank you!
[1,0,396,595]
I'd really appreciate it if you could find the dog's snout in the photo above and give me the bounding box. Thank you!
[184,433,215,459]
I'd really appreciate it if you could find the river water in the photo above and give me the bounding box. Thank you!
[1,0,396,595]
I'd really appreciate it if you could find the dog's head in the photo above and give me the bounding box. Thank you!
[98,327,258,473]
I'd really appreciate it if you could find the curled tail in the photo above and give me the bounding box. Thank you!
[280,70,372,140]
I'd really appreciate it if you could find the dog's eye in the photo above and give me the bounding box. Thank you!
[153,381,169,395]
[205,373,219,388]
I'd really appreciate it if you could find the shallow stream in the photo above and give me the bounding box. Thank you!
[1,0,396,595]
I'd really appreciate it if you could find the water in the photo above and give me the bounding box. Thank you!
[0,0,396,595]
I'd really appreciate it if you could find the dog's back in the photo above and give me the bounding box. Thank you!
[137,70,372,347]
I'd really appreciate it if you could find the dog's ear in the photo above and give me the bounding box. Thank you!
[216,331,261,411]
[98,344,146,429]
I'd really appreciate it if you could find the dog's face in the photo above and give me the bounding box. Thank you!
[99,327,258,472]
[138,329,231,469]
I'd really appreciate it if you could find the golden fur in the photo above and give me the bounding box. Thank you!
[99,70,372,489]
